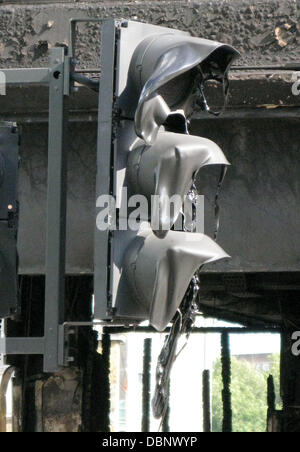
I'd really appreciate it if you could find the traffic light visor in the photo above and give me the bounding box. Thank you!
[130,34,240,142]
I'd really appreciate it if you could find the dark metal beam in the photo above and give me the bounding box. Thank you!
[43,47,69,372]
[221,333,232,433]
[194,107,300,120]
[232,64,300,71]
[0,337,44,355]
[104,326,281,335]
[1,68,50,85]
[101,332,111,433]
[202,369,211,433]
[142,338,152,433]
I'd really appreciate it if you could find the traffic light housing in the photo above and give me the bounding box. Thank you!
[129,33,239,144]
[94,19,239,330]
[127,131,229,232]
[119,225,229,331]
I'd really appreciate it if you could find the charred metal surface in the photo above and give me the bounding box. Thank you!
[142,338,152,433]
[280,327,300,432]
[4,275,107,432]
[221,333,232,433]
[198,273,300,327]
[267,375,282,432]
[205,71,300,110]
[1,74,299,122]
[199,294,282,327]
[35,369,82,432]
[100,331,111,433]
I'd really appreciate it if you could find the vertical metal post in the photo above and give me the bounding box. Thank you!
[202,369,211,432]
[142,338,152,432]
[267,375,276,414]
[221,332,232,432]
[44,47,68,372]
[102,331,111,432]
[94,20,116,320]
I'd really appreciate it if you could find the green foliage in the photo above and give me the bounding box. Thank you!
[268,354,281,410]
[212,354,281,432]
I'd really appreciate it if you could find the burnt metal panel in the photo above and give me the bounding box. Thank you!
[0,124,19,318]
[0,124,19,221]
[0,222,18,318]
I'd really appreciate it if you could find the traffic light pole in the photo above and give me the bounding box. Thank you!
[43,47,69,373]
[0,19,136,375]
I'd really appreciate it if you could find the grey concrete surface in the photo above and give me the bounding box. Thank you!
[15,115,300,275]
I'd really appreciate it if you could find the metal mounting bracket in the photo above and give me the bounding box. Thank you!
[0,47,71,372]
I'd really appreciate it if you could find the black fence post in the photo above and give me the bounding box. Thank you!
[202,369,211,432]
[142,338,152,432]
[221,332,232,432]
[102,331,111,432]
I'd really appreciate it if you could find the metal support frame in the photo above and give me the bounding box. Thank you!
[0,338,44,355]
[0,22,127,372]
[0,30,125,372]
[43,47,69,372]
[0,68,50,85]
[0,47,71,372]
[0,25,130,372]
